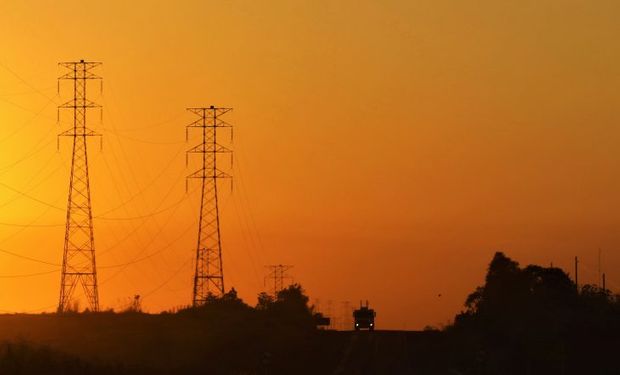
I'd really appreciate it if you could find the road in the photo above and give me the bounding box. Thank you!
[332,331,414,375]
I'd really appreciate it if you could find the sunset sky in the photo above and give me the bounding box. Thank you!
[0,0,619,329]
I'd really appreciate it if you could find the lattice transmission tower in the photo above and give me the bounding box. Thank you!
[186,106,233,306]
[57,60,102,313]
[265,264,294,296]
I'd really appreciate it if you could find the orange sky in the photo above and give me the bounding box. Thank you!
[0,0,619,329]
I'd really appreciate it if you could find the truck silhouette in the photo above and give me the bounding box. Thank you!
[353,301,376,331]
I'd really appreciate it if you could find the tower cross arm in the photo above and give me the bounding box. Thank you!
[58,98,102,109]
[58,127,102,137]
[186,168,232,180]
[187,107,232,116]
[186,143,232,154]
[58,61,103,79]
[186,117,233,129]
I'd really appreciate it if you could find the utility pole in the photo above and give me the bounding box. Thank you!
[57,60,102,313]
[314,298,321,314]
[186,106,233,306]
[598,248,602,287]
[574,256,579,292]
[264,264,294,297]
[326,300,333,329]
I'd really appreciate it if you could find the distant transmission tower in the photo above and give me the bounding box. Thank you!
[265,264,294,296]
[186,106,233,306]
[57,60,103,312]
[327,299,334,329]
[340,301,351,330]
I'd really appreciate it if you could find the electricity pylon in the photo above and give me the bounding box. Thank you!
[265,264,294,296]
[57,60,102,312]
[186,106,232,306]
[340,301,351,330]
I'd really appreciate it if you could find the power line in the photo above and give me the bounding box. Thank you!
[98,193,195,284]
[142,258,192,300]
[0,269,58,278]
[102,128,186,145]
[94,143,187,216]
[0,221,62,228]
[0,247,59,266]
[0,136,56,174]
[0,178,191,221]
[0,59,59,104]
[0,180,64,211]
[0,159,65,211]
[0,86,56,97]
[96,91,177,285]
[0,303,58,314]
[112,119,183,133]
[0,189,64,253]
[0,217,195,275]
[95,194,189,221]
[99,219,196,270]
[0,96,56,146]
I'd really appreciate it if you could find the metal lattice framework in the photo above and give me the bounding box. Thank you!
[57,60,102,312]
[265,264,294,296]
[186,106,232,305]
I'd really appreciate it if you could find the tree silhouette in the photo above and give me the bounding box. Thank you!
[450,251,620,375]
[256,292,274,311]
[261,284,315,329]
